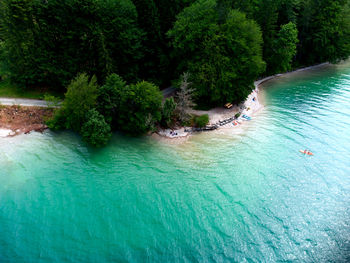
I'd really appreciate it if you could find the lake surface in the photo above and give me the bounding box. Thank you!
[1,63,350,262]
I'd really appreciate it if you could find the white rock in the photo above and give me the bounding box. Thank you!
[0,129,12,137]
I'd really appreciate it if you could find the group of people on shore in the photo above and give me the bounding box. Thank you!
[169,130,178,136]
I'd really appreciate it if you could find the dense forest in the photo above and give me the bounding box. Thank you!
[1,0,350,100]
[0,0,350,145]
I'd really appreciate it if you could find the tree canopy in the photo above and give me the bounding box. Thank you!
[168,0,265,105]
[81,109,112,147]
[48,72,163,146]
[0,0,349,107]
[62,73,99,132]
[116,80,163,134]
[0,0,142,89]
[97,73,126,126]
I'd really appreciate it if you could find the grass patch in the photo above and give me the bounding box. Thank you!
[0,79,63,99]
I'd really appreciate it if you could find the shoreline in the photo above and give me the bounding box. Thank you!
[0,105,53,137]
[154,62,330,141]
[0,62,331,140]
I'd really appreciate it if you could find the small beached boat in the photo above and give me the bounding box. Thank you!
[242,115,252,120]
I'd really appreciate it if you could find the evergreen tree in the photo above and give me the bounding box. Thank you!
[0,0,37,86]
[132,0,163,83]
[176,73,196,122]
[268,22,299,74]
[0,0,142,90]
[298,0,350,64]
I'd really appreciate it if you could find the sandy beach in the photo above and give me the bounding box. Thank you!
[155,63,330,141]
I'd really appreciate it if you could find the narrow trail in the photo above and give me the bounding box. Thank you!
[0,98,49,107]
[0,86,174,107]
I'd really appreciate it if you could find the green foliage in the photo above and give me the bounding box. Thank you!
[254,0,282,73]
[97,74,126,125]
[46,108,66,131]
[0,41,8,77]
[268,22,299,74]
[0,0,36,86]
[48,73,163,144]
[0,78,60,99]
[1,0,350,120]
[44,94,61,108]
[194,114,209,127]
[161,97,177,127]
[0,0,142,89]
[298,0,350,64]
[96,0,143,81]
[169,0,265,106]
[81,109,112,147]
[132,0,164,82]
[153,0,196,84]
[62,73,98,132]
[117,80,162,134]
[155,0,195,35]
[340,1,350,60]
[217,0,259,19]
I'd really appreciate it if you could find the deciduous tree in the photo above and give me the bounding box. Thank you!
[62,73,98,132]
[116,81,163,134]
[169,0,265,106]
[81,109,112,147]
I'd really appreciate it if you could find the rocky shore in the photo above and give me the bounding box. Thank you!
[0,105,53,137]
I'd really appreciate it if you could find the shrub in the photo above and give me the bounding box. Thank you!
[62,73,98,132]
[81,109,112,147]
[117,80,162,135]
[46,108,66,130]
[161,97,176,127]
[44,94,61,108]
[194,114,209,127]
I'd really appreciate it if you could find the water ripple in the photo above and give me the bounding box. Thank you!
[1,63,350,262]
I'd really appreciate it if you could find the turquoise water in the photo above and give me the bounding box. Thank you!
[1,63,350,262]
